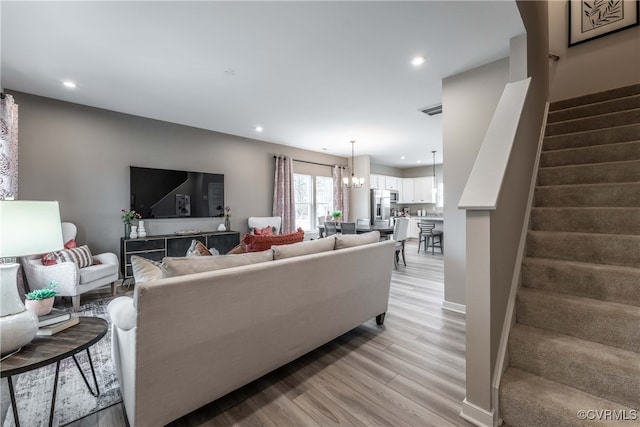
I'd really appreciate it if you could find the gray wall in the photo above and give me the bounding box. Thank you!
[442,58,510,310]
[12,91,346,256]
[548,1,640,101]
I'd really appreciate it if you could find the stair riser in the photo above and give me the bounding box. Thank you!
[548,95,640,123]
[540,141,640,167]
[530,208,640,235]
[546,109,640,137]
[522,258,640,307]
[543,124,640,151]
[538,161,640,186]
[534,183,640,207]
[508,325,640,408]
[550,84,640,111]
[527,231,640,267]
[516,290,640,353]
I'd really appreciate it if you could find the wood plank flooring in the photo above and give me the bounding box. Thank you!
[69,241,470,427]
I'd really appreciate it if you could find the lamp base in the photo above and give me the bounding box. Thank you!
[0,263,38,356]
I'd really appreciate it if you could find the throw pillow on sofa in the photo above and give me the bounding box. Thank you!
[242,228,304,252]
[161,249,274,278]
[335,231,380,249]
[272,236,336,260]
[186,240,212,257]
[131,256,164,283]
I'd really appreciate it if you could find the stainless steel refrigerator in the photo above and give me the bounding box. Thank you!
[370,189,391,225]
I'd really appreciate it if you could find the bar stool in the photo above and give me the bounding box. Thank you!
[417,222,443,255]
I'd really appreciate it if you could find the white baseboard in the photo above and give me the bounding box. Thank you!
[442,300,466,314]
[460,398,496,427]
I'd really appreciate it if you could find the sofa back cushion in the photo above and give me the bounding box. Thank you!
[161,250,274,278]
[242,228,304,252]
[272,236,335,260]
[335,231,380,249]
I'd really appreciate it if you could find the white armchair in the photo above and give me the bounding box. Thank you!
[247,216,282,235]
[20,222,119,311]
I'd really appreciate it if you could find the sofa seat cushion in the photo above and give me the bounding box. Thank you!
[272,236,335,260]
[242,228,304,252]
[335,231,380,249]
[78,262,118,284]
[161,250,274,278]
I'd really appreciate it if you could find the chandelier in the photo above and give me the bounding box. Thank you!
[343,140,365,188]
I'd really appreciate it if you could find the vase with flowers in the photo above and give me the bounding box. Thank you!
[331,210,342,225]
[224,206,231,231]
[121,209,142,238]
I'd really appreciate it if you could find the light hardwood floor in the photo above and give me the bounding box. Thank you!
[70,240,471,427]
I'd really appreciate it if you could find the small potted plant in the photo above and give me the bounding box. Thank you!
[331,210,343,224]
[25,280,58,316]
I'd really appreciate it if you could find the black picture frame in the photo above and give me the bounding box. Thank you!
[569,0,639,46]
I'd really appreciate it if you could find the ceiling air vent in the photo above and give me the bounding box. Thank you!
[420,104,442,116]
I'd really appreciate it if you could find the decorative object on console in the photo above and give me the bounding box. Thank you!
[129,225,138,239]
[24,280,58,316]
[342,140,365,188]
[0,200,64,356]
[224,205,231,231]
[137,220,147,238]
[121,208,142,238]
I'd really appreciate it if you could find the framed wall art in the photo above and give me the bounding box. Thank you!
[569,0,639,46]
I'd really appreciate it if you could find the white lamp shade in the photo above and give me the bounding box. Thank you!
[0,200,64,257]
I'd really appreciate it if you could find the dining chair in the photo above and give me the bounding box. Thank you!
[324,221,338,237]
[340,222,357,234]
[392,217,409,269]
[374,219,390,228]
[417,221,443,255]
[356,219,371,230]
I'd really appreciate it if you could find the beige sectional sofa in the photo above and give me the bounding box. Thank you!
[107,232,395,426]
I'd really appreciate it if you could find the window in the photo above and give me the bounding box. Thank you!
[294,174,334,231]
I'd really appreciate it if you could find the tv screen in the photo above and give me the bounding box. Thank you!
[130,166,224,218]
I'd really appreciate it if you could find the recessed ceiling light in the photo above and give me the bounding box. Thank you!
[417,160,422,164]
[411,56,425,66]
[255,126,263,132]
[63,81,77,89]
[400,156,405,160]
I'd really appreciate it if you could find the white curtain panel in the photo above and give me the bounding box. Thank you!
[332,165,350,221]
[273,155,296,234]
[0,94,19,200]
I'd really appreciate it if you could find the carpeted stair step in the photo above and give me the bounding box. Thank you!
[548,94,640,123]
[527,230,640,267]
[522,257,640,307]
[549,83,640,111]
[500,368,637,427]
[545,109,640,137]
[530,207,640,235]
[540,140,640,167]
[538,160,640,186]
[508,324,640,408]
[534,183,640,207]
[515,288,640,353]
[543,123,640,151]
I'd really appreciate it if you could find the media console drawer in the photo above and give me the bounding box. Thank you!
[120,231,240,280]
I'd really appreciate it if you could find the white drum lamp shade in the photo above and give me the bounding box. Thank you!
[0,200,63,356]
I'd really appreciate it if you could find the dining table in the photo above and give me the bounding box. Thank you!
[317,224,394,239]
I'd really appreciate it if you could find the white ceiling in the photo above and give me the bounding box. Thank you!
[1,1,524,168]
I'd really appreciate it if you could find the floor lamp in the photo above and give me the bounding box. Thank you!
[0,200,63,357]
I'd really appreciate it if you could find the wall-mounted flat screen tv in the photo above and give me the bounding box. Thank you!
[130,166,224,218]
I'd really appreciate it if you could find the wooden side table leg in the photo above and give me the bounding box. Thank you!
[7,376,20,427]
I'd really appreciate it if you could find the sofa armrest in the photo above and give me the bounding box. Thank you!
[93,251,119,267]
[108,296,137,331]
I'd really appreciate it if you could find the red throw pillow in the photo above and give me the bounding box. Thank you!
[242,228,304,252]
[64,239,77,249]
[42,239,77,265]
[253,226,273,236]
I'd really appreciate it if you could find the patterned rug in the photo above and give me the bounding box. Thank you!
[1,298,122,427]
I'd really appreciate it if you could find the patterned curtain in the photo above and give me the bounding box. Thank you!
[332,165,350,221]
[273,155,296,234]
[0,94,19,200]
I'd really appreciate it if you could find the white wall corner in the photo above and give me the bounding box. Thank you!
[509,33,527,83]
[460,398,497,427]
[441,300,466,314]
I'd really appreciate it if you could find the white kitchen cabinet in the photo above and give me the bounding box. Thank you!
[384,176,400,190]
[369,174,382,189]
[401,178,414,203]
[414,176,435,203]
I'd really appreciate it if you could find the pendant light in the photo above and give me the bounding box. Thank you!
[343,140,365,188]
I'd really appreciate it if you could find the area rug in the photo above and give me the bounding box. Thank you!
[1,298,122,427]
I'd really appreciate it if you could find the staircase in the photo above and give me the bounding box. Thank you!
[499,84,640,426]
